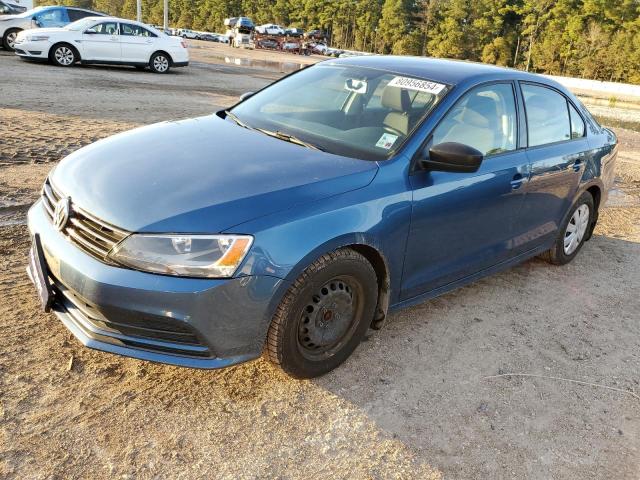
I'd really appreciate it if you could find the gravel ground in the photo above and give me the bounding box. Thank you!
[0,45,639,479]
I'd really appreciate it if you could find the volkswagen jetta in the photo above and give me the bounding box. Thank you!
[27,57,617,378]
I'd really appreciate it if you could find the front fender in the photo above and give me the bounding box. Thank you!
[229,160,412,305]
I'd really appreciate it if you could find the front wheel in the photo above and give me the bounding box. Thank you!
[266,249,378,378]
[541,191,595,265]
[50,44,77,67]
[149,52,171,73]
[3,29,21,51]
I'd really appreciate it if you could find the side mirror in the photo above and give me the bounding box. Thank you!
[421,142,483,173]
[84,29,97,34]
[239,91,254,102]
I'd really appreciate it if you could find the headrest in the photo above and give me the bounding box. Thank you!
[460,95,498,128]
[382,87,410,112]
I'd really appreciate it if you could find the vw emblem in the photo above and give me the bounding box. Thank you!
[53,197,71,231]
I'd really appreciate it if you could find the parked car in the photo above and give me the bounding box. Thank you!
[0,5,104,50]
[14,16,189,73]
[310,41,328,55]
[304,29,327,41]
[179,28,199,39]
[27,57,617,378]
[257,37,279,49]
[200,33,216,42]
[0,0,27,15]
[285,27,303,37]
[256,23,284,35]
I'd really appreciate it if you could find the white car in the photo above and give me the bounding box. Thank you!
[14,16,189,73]
[255,23,284,35]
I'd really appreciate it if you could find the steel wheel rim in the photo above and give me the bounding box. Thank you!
[7,31,17,49]
[55,46,74,65]
[297,276,363,360]
[564,204,590,255]
[153,55,169,72]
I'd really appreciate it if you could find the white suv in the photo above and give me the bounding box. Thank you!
[14,16,189,73]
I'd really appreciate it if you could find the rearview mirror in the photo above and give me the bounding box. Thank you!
[239,91,254,102]
[421,142,483,173]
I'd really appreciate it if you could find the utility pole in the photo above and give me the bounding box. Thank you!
[164,0,168,30]
[136,0,141,22]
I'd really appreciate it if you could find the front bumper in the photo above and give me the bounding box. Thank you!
[27,200,284,369]
[14,40,49,59]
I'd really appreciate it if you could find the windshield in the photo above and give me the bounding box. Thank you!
[65,17,97,31]
[230,64,448,161]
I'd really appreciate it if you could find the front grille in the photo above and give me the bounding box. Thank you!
[41,178,128,263]
[51,277,211,358]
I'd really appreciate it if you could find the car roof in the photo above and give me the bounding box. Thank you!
[327,56,561,88]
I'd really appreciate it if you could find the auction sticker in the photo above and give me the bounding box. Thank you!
[375,133,398,149]
[387,76,446,95]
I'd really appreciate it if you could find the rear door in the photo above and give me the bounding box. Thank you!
[516,82,590,251]
[80,20,121,61]
[401,82,530,300]
[120,23,157,63]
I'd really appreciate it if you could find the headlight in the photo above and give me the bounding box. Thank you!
[108,234,253,278]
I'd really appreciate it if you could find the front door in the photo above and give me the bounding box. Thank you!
[401,82,530,300]
[80,21,121,62]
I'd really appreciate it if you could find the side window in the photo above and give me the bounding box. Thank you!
[34,8,67,27]
[87,22,119,35]
[121,23,156,37]
[68,9,90,21]
[522,84,571,146]
[432,83,518,156]
[568,102,585,138]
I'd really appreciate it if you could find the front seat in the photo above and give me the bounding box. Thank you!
[382,87,411,136]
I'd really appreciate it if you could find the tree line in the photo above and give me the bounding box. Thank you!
[39,0,640,84]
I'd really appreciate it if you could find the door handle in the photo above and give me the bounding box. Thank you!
[110,37,119,41]
[510,174,525,190]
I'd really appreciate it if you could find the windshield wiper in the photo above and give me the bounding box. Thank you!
[224,111,324,151]
[256,129,325,151]
[224,110,250,129]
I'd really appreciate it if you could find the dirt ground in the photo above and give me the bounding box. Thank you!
[0,44,639,480]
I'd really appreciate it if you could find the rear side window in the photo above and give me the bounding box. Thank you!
[67,9,93,21]
[432,83,518,156]
[522,84,571,146]
[121,23,157,37]
[569,102,585,138]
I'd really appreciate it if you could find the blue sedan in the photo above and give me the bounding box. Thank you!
[27,56,618,378]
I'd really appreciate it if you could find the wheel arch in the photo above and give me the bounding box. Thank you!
[150,49,173,64]
[49,41,81,62]
[274,234,393,330]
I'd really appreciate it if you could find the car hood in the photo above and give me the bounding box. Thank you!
[51,115,378,233]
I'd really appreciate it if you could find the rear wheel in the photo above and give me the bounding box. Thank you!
[266,248,378,378]
[149,52,171,73]
[541,191,594,265]
[3,28,21,51]
[50,44,77,67]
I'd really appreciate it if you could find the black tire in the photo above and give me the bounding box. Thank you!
[50,43,77,67]
[541,191,595,265]
[266,248,378,378]
[149,52,171,73]
[2,28,21,51]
